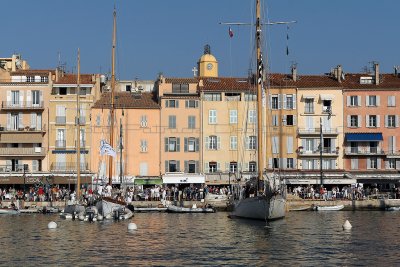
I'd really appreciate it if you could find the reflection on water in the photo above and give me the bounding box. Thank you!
[1,211,400,266]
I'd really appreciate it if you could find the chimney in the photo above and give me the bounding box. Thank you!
[291,64,297,82]
[374,62,380,85]
[337,65,342,83]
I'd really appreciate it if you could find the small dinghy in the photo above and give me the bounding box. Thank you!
[314,204,344,211]
[167,204,215,213]
[0,203,20,215]
[387,206,400,211]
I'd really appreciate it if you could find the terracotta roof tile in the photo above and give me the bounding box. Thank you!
[200,77,254,92]
[11,69,54,75]
[165,77,198,83]
[92,92,160,109]
[270,73,341,88]
[342,73,400,89]
[54,74,94,84]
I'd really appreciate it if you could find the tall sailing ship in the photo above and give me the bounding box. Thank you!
[229,0,287,221]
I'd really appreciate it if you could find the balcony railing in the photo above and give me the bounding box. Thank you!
[56,116,66,124]
[344,147,385,155]
[297,128,338,135]
[304,107,314,114]
[0,147,46,156]
[0,124,47,132]
[50,162,89,172]
[298,147,339,156]
[55,140,66,148]
[2,101,44,109]
[0,164,28,172]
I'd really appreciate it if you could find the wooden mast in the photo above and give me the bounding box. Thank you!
[108,7,116,185]
[256,0,264,182]
[76,48,81,198]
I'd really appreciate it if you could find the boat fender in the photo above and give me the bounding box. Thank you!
[48,221,57,229]
[343,220,352,230]
[128,223,137,230]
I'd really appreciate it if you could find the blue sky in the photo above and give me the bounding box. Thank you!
[1,0,399,80]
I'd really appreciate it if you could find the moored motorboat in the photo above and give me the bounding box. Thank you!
[167,204,215,213]
[314,204,344,211]
[0,208,20,215]
[386,206,400,211]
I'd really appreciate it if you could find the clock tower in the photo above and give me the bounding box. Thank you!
[197,44,218,77]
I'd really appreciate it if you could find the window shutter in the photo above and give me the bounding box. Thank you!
[331,138,336,152]
[385,159,389,169]
[358,115,362,127]
[31,113,37,129]
[293,94,297,110]
[377,96,380,106]
[293,158,297,169]
[195,161,199,173]
[396,115,399,127]
[396,160,400,170]
[393,96,396,106]
[165,138,169,152]
[358,96,361,106]
[366,115,369,127]
[184,138,188,152]
[185,100,188,108]
[347,115,350,127]
[346,96,350,106]
[205,137,209,150]
[176,100,179,108]
[366,96,369,106]
[20,91,24,107]
[385,115,388,127]
[313,160,318,170]
[377,158,381,169]
[282,158,287,169]
[268,158,272,169]
[367,158,371,169]
[204,162,209,173]
[32,160,38,172]
[37,114,42,130]
[184,161,188,173]
[18,112,23,128]
[27,91,32,107]
[278,94,282,109]
[377,115,380,127]
[282,115,286,126]
[176,138,180,152]
[313,139,318,152]
[217,136,221,150]
[225,162,229,172]
[7,113,11,130]
[283,94,287,109]
[6,90,11,103]
[302,160,306,170]
[217,162,221,172]
[195,138,200,152]
[389,136,393,153]
[269,94,272,109]
[293,116,297,126]
[165,161,169,173]
[393,136,397,152]
[165,100,169,107]
[287,136,293,154]
[176,160,180,172]
[331,159,336,170]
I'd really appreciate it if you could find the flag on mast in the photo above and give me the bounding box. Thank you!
[100,139,116,157]
[229,27,234,38]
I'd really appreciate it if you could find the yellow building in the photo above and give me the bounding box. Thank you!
[48,70,102,185]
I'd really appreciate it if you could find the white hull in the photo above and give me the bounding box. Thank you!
[95,198,125,219]
[315,205,344,211]
[231,195,286,220]
[0,208,20,215]
[387,207,400,211]
[167,205,215,213]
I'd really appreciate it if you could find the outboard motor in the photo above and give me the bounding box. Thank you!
[72,211,77,220]
[113,209,120,221]
[88,211,95,222]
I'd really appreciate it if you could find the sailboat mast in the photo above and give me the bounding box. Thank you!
[256,0,264,181]
[76,48,81,198]
[108,8,116,185]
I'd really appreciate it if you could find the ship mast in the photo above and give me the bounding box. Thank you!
[108,7,116,185]
[76,48,81,198]
[255,0,263,182]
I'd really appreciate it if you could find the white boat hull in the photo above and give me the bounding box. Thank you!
[315,205,344,211]
[231,195,286,220]
[95,198,125,219]
[0,208,20,215]
[167,205,215,213]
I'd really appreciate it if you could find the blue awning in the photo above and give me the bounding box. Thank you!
[345,133,383,142]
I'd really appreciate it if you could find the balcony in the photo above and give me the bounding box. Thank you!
[297,128,338,135]
[55,140,66,149]
[2,101,44,110]
[0,147,46,157]
[50,162,89,173]
[0,164,28,172]
[298,147,339,157]
[56,116,66,125]
[344,147,385,156]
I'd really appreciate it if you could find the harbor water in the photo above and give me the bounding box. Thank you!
[1,211,399,266]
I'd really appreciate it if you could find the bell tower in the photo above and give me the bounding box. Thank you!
[197,44,218,77]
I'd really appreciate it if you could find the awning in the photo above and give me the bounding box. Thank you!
[345,133,383,142]
[320,94,334,101]
[163,174,205,184]
[302,95,315,99]
[134,178,162,185]
[286,178,357,185]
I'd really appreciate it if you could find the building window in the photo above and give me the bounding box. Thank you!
[388,159,396,169]
[204,93,221,101]
[188,116,196,129]
[322,100,332,113]
[229,110,238,124]
[125,85,132,92]
[305,99,314,113]
[166,99,179,108]
[40,76,48,83]
[168,160,178,172]
[350,96,358,106]
[248,110,256,123]
[96,114,101,126]
[368,95,377,106]
[59,87,67,95]
[186,137,196,152]
[209,110,217,124]
[272,115,279,126]
[388,96,396,107]
[370,157,378,169]
[26,76,35,82]
[230,162,237,173]
[387,115,396,127]
[273,158,279,168]
[168,115,176,129]
[286,95,294,109]
[209,135,217,150]
[11,91,20,106]
[247,136,256,150]
[165,137,180,152]
[32,90,41,106]
[286,115,294,126]
[245,93,257,101]
[209,162,217,173]
[249,161,257,172]
[369,115,377,127]
[230,136,237,150]
[287,158,294,169]
[140,115,148,127]
[271,95,279,110]
[140,140,148,152]
[185,100,198,108]
[350,115,358,127]
[172,83,189,94]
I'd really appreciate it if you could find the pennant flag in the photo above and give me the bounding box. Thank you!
[229,27,234,38]
[100,139,116,158]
